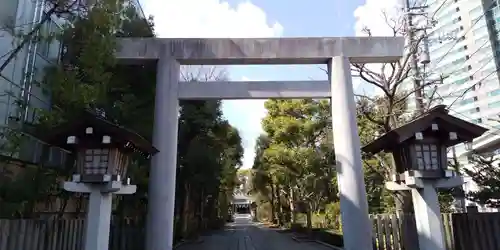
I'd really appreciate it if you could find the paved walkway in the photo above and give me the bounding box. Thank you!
[177,214,334,250]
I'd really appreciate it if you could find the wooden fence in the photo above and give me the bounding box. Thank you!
[370,213,455,250]
[370,212,500,250]
[452,212,500,250]
[0,219,144,250]
[3,212,500,250]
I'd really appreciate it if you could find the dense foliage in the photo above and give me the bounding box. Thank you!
[464,155,500,208]
[250,95,456,231]
[0,0,243,242]
[250,98,399,230]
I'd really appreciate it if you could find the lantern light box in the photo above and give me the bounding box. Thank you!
[362,105,487,182]
[39,109,158,184]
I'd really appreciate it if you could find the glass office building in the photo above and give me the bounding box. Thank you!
[421,0,500,211]
[0,0,147,165]
[420,0,500,154]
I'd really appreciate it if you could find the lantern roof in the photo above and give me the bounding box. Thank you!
[362,105,488,154]
[36,109,158,156]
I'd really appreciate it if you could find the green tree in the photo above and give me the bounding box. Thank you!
[0,0,129,218]
[176,98,243,237]
[174,67,243,237]
[251,134,277,222]
[259,99,336,228]
[356,99,394,213]
[352,8,447,215]
[1,5,244,246]
[463,154,500,208]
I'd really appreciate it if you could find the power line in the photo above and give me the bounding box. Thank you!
[432,1,498,66]
[404,0,429,113]
[449,109,500,137]
[448,57,497,108]
[416,39,491,100]
[430,0,451,19]
[430,36,490,82]
[420,46,496,112]
[403,1,490,112]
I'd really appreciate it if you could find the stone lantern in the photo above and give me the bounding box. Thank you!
[362,105,487,250]
[38,109,158,250]
[41,110,157,184]
[362,105,487,185]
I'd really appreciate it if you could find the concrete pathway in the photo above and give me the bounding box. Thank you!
[176,214,334,250]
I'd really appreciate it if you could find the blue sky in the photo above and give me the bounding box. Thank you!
[140,0,397,169]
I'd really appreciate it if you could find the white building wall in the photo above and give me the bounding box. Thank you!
[0,0,40,125]
[409,0,500,211]
[0,0,67,164]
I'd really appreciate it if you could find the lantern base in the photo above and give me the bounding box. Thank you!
[385,176,464,250]
[63,181,136,250]
[63,181,137,194]
[385,176,464,191]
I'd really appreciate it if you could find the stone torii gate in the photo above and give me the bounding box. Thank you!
[115,37,404,250]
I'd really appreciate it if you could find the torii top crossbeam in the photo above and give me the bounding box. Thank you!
[116,37,404,64]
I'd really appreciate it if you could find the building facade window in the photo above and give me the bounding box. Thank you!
[460,97,476,106]
[467,107,481,114]
[488,100,500,108]
[488,89,500,97]
[454,76,469,85]
[470,5,483,18]
[0,0,19,26]
[434,57,468,75]
[36,15,62,62]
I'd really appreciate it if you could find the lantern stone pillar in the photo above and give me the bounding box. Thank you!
[411,180,445,250]
[328,56,373,250]
[404,174,464,250]
[388,172,464,250]
[63,181,136,250]
[146,52,180,250]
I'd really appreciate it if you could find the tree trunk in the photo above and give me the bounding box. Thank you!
[395,191,413,212]
[207,192,217,225]
[270,182,276,223]
[57,194,69,218]
[395,190,415,250]
[451,148,466,213]
[306,202,312,229]
[218,190,228,221]
[289,186,297,224]
[181,183,190,238]
[24,145,50,218]
[452,190,466,213]
[200,188,205,230]
[275,185,283,225]
[390,154,415,250]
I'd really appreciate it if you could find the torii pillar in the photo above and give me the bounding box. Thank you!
[115,37,405,250]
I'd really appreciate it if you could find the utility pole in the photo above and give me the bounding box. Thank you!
[403,0,430,114]
[450,146,466,213]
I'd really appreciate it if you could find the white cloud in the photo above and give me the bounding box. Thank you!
[142,0,283,38]
[222,77,267,170]
[141,0,282,169]
[353,0,403,97]
[353,0,402,37]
